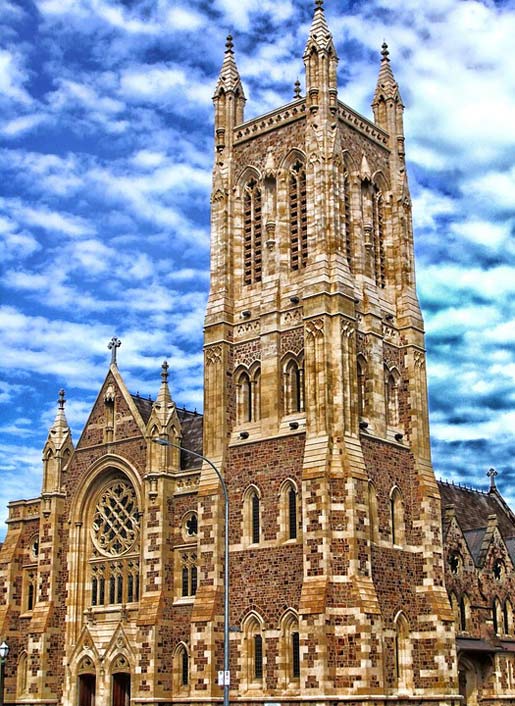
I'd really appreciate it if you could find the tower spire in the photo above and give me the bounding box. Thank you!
[154,359,173,413]
[372,42,403,107]
[303,0,338,114]
[213,34,246,151]
[48,388,70,447]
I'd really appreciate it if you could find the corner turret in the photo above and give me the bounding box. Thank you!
[304,0,338,115]
[146,361,182,473]
[213,35,246,152]
[42,389,74,495]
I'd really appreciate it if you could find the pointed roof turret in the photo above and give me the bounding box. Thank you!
[214,34,245,97]
[155,360,173,411]
[47,389,71,449]
[373,42,403,106]
[304,0,336,56]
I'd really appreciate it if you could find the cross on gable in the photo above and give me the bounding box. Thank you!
[108,337,122,365]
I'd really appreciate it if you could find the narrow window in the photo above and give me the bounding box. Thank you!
[357,356,367,418]
[289,161,307,270]
[252,494,260,544]
[243,179,262,285]
[390,488,405,546]
[91,577,98,607]
[109,575,116,604]
[182,566,189,597]
[292,631,300,678]
[254,634,263,680]
[181,649,189,686]
[191,566,198,596]
[373,189,386,287]
[28,581,35,611]
[99,577,105,605]
[127,574,134,603]
[117,574,123,604]
[343,172,352,269]
[288,487,297,540]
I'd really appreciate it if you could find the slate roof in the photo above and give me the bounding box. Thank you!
[131,394,153,424]
[438,481,515,538]
[178,408,203,470]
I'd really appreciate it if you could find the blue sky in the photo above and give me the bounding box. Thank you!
[1,0,515,538]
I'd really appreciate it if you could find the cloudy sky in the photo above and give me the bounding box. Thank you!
[1,0,514,538]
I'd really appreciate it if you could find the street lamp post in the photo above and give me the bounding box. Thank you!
[153,438,230,706]
[0,641,9,706]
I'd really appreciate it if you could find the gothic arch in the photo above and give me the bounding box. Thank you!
[279,609,300,687]
[390,486,406,547]
[235,165,262,195]
[372,169,390,192]
[243,484,262,546]
[16,651,28,698]
[393,611,413,692]
[173,642,190,691]
[241,611,266,689]
[281,352,304,415]
[385,365,401,427]
[357,354,368,419]
[279,479,300,542]
[279,148,307,171]
[235,364,261,424]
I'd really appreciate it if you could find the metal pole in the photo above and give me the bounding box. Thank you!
[0,657,5,706]
[154,439,230,706]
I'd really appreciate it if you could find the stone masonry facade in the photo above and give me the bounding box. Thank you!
[0,3,514,706]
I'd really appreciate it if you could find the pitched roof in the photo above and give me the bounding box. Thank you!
[178,408,203,470]
[131,394,153,424]
[438,480,515,539]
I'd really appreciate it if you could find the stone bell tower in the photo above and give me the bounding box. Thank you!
[198,1,458,701]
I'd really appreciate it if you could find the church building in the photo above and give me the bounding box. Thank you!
[1,3,515,705]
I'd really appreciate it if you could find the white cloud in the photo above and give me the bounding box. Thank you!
[1,113,46,137]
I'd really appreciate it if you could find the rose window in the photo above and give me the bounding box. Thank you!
[92,479,139,556]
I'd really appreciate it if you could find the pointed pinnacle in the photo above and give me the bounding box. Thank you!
[381,42,390,61]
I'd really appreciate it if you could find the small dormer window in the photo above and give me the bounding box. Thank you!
[493,559,505,581]
[448,551,462,575]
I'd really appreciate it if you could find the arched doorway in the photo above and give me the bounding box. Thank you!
[112,672,130,706]
[458,657,479,706]
[78,674,96,706]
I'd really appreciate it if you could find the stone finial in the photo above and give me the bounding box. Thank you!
[161,360,169,383]
[315,0,323,8]
[108,336,121,365]
[58,388,66,410]
[381,41,390,62]
[487,467,498,491]
[294,79,301,99]
[225,34,234,53]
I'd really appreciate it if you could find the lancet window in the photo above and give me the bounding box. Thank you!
[342,171,352,269]
[243,178,263,286]
[372,188,386,287]
[390,487,406,547]
[243,486,262,546]
[180,552,198,598]
[243,615,265,686]
[289,161,307,270]
[385,366,400,427]
[236,365,261,424]
[280,480,299,542]
[357,355,368,419]
[394,612,413,691]
[282,355,304,415]
[280,611,300,685]
[88,476,141,608]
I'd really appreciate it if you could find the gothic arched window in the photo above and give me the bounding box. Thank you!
[236,366,261,424]
[289,160,307,270]
[243,486,262,546]
[394,612,413,692]
[243,178,263,286]
[243,614,265,688]
[390,487,406,547]
[385,366,400,427]
[89,475,140,607]
[493,597,503,635]
[504,599,513,635]
[280,611,300,686]
[282,355,304,415]
[372,187,386,288]
[280,480,299,542]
